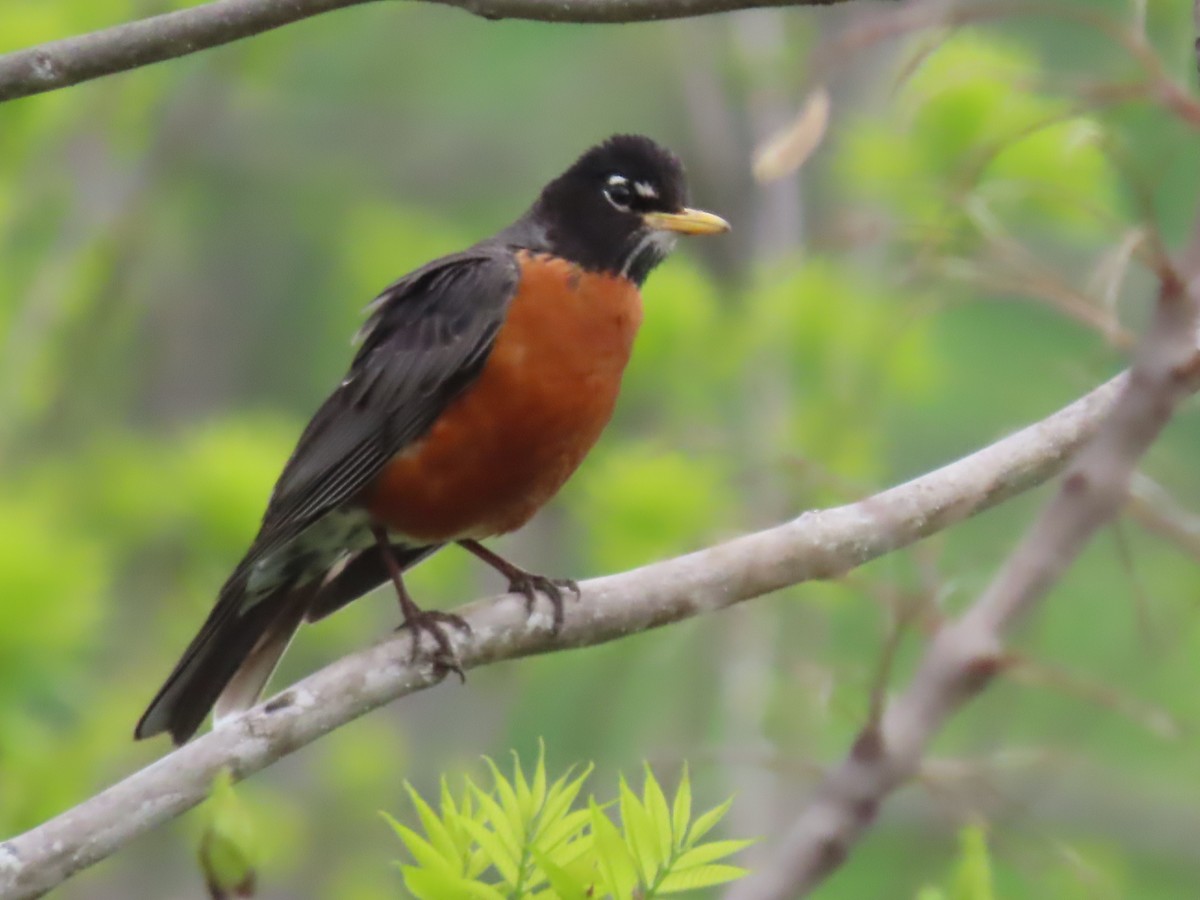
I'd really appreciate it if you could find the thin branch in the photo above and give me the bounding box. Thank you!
[725,266,1200,899]
[1127,472,1200,563]
[1195,0,1200,80]
[0,367,1137,898]
[0,0,872,104]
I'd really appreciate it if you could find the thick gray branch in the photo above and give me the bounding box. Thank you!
[0,0,871,103]
[0,368,1130,899]
[727,272,1200,899]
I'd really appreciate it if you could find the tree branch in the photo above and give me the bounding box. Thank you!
[0,0,872,104]
[0,366,1141,899]
[725,267,1200,899]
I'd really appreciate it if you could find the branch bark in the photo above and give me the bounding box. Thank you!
[0,366,1141,899]
[725,267,1200,899]
[0,0,872,104]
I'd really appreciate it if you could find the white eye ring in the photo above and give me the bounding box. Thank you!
[604,174,633,211]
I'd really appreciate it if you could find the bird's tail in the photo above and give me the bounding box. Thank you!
[135,577,314,746]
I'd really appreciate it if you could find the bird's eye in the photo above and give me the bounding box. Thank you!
[604,175,633,211]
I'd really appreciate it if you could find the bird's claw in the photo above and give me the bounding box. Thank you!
[509,574,581,633]
[398,610,471,681]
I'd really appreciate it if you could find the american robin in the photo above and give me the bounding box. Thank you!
[135,134,729,745]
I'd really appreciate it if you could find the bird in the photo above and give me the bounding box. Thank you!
[135,134,730,745]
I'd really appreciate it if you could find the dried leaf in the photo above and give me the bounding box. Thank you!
[754,86,832,182]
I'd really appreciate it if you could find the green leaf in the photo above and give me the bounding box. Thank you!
[438,776,476,859]
[671,765,691,851]
[400,864,456,900]
[538,808,593,857]
[532,848,591,900]
[483,755,527,845]
[460,881,509,900]
[589,797,639,899]
[464,846,491,881]
[536,763,593,844]
[512,749,534,822]
[383,813,459,880]
[401,866,506,900]
[459,778,476,822]
[545,831,594,870]
[619,773,660,884]
[404,782,463,873]
[542,832,595,894]
[673,839,755,870]
[686,796,734,847]
[657,863,748,892]
[459,816,521,886]
[468,780,522,863]
[641,764,673,865]
[439,775,458,819]
[198,768,258,899]
[531,738,548,814]
[951,825,994,900]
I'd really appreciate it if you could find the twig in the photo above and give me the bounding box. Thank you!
[1194,0,1200,81]
[1006,655,1179,739]
[724,265,1200,899]
[1126,472,1200,562]
[0,366,1137,898]
[0,0,872,103]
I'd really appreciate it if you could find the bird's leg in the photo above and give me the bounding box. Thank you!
[373,525,469,680]
[457,539,580,632]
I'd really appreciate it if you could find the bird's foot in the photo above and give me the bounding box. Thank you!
[508,572,581,633]
[398,610,471,682]
[455,540,581,633]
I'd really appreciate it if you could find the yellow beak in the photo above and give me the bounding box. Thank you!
[642,208,731,235]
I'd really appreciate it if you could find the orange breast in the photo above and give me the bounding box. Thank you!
[363,252,643,543]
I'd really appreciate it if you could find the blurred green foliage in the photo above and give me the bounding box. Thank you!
[4,1,1200,898]
[843,33,1120,251]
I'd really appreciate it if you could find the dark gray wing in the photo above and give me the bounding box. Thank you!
[243,247,518,566]
[134,247,518,743]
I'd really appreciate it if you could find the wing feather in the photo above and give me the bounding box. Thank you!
[240,248,518,569]
[135,247,519,742]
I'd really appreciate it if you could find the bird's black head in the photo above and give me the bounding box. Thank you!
[518,134,729,285]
